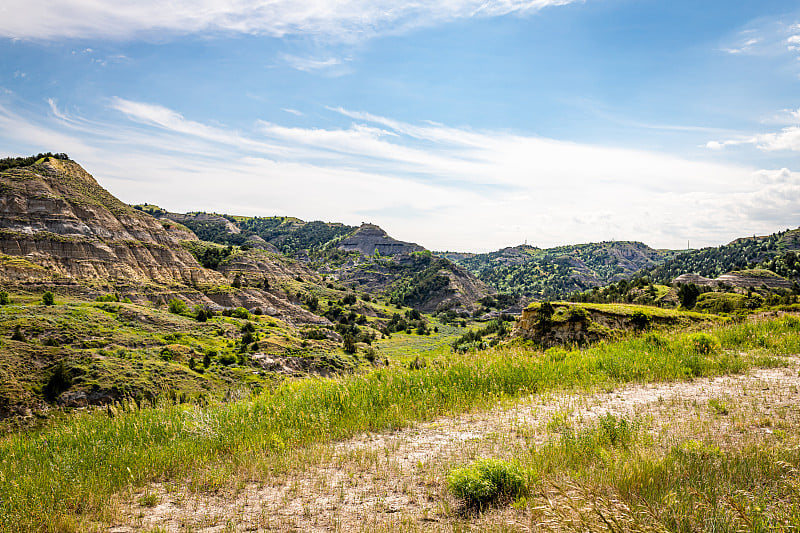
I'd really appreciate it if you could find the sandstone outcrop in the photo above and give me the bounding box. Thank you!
[0,158,223,289]
[337,223,424,256]
[674,270,793,290]
[0,158,328,324]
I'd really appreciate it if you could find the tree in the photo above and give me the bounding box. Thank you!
[0,291,8,305]
[42,291,55,306]
[677,283,700,309]
[342,333,357,354]
[11,325,25,341]
[168,298,188,315]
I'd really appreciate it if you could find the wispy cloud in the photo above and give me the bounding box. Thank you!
[720,36,760,54]
[281,54,344,72]
[717,15,800,62]
[707,109,800,152]
[0,0,581,41]
[0,98,796,251]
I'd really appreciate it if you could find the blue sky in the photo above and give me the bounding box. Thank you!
[1,0,799,251]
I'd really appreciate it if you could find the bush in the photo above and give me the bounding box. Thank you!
[566,306,589,323]
[194,306,209,322]
[10,325,25,342]
[231,307,250,320]
[342,333,357,354]
[536,302,555,321]
[629,310,652,329]
[218,353,237,366]
[168,298,188,315]
[0,291,10,305]
[687,332,721,355]
[43,362,72,401]
[95,294,119,302]
[42,291,55,306]
[447,458,527,507]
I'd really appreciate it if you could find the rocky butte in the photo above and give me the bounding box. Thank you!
[0,156,324,324]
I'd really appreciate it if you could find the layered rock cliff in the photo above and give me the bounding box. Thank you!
[0,158,223,289]
[0,157,328,324]
[337,223,424,256]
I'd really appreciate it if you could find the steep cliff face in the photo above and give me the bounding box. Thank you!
[511,302,710,348]
[0,158,224,289]
[0,158,330,324]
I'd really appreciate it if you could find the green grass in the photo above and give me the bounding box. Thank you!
[374,320,467,362]
[507,405,800,532]
[530,301,713,321]
[0,295,346,416]
[0,315,798,531]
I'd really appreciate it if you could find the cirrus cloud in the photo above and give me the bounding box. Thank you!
[0,97,791,251]
[0,0,581,41]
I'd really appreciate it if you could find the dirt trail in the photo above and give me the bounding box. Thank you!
[112,362,800,532]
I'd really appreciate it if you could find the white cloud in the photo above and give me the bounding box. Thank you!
[721,36,760,54]
[281,54,344,72]
[0,98,796,251]
[707,125,800,152]
[0,0,581,41]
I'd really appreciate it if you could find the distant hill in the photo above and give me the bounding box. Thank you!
[144,208,489,312]
[139,205,356,256]
[638,229,800,283]
[443,241,674,300]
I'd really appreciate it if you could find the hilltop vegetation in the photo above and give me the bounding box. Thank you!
[639,229,800,283]
[0,152,70,171]
[137,205,356,255]
[445,241,673,300]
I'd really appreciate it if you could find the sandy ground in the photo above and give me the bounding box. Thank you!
[110,360,800,532]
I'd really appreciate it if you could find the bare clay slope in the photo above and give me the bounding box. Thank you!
[0,158,324,323]
[0,158,221,289]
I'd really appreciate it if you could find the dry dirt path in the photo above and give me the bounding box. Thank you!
[111,360,800,532]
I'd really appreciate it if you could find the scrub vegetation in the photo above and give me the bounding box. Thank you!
[1,312,799,531]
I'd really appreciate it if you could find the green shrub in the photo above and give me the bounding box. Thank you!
[168,298,188,315]
[643,332,667,346]
[0,291,9,305]
[687,332,721,355]
[10,325,25,341]
[566,306,589,323]
[95,294,119,302]
[43,363,72,401]
[231,307,250,320]
[342,333,356,354]
[447,458,527,507]
[596,413,635,448]
[42,291,55,306]
[630,310,652,329]
[218,353,237,366]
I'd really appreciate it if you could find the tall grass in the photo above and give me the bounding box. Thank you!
[517,413,800,532]
[0,316,798,531]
